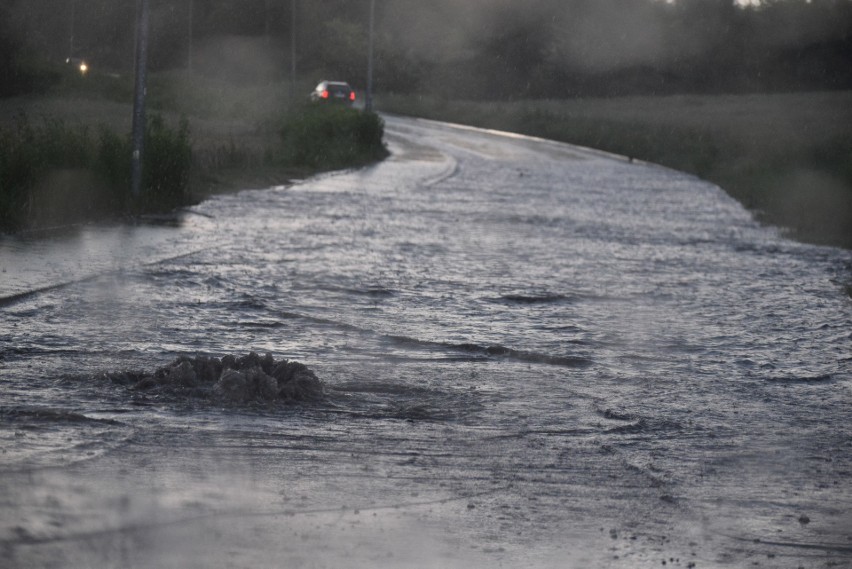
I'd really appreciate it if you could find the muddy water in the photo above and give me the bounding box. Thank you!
[1,116,851,568]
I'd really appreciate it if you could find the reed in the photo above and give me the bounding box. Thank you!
[0,112,193,229]
[278,104,389,170]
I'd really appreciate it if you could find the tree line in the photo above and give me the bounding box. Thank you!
[2,0,851,99]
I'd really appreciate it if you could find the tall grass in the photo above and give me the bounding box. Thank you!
[378,92,852,248]
[0,113,192,230]
[278,105,388,170]
[95,115,192,213]
[141,116,192,212]
[0,115,97,227]
[1,69,393,230]
[1,103,388,230]
[0,115,39,227]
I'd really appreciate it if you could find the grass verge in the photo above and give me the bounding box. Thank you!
[377,92,852,249]
[0,112,191,229]
[0,72,388,232]
[279,104,389,170]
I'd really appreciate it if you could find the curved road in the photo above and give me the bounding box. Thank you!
[1,115,850,569]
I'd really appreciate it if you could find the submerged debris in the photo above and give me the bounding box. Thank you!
[103,352,324,404]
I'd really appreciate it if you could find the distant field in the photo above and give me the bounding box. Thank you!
[377,91,852,249]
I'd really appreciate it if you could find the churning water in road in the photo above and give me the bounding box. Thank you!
[1,116,850,568]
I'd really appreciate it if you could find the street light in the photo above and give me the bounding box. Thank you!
[291,0,297,99]
[365,0,375,112]
[187,0,194,72]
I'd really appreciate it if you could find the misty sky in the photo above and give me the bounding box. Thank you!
[3,0,850,97]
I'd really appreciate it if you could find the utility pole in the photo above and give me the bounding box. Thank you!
[264,0,270,43]
[290,0,297,100]
[365,0,375,112]
[187,0,194,72]
[131,0,150,201]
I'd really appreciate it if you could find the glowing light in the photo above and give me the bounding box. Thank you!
[66,57,89,76]
[349,91,356,101]
[321,90,329,99]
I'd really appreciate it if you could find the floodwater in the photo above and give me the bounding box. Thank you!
[1,116,850,568]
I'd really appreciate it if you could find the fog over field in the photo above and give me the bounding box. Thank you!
[3,0,851,97]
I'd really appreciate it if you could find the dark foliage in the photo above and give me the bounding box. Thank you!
[279,105,388,170]
[4,0,852,99]
[0,113,192,230]
[140,115,192,212]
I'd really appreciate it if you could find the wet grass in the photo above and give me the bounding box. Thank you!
[0,71,388,232]
[378,91,852,249]
[0,112,191,229]
[279,104,388,170]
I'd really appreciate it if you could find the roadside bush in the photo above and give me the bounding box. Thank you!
[139,115,192,212]
[0,116,39,228]
[38,117,94,168]
[95,127,132,212]
[0,113,193,231]
[0,115,93,229]
[279,105,388,170]
[94,114,193,214]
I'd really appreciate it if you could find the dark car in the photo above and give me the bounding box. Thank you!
[309,81,355,105]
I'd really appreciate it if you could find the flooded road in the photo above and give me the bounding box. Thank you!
[1,115,851,568]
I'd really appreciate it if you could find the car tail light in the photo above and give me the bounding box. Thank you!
[321,90,329,99]
[349,91,356,101]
